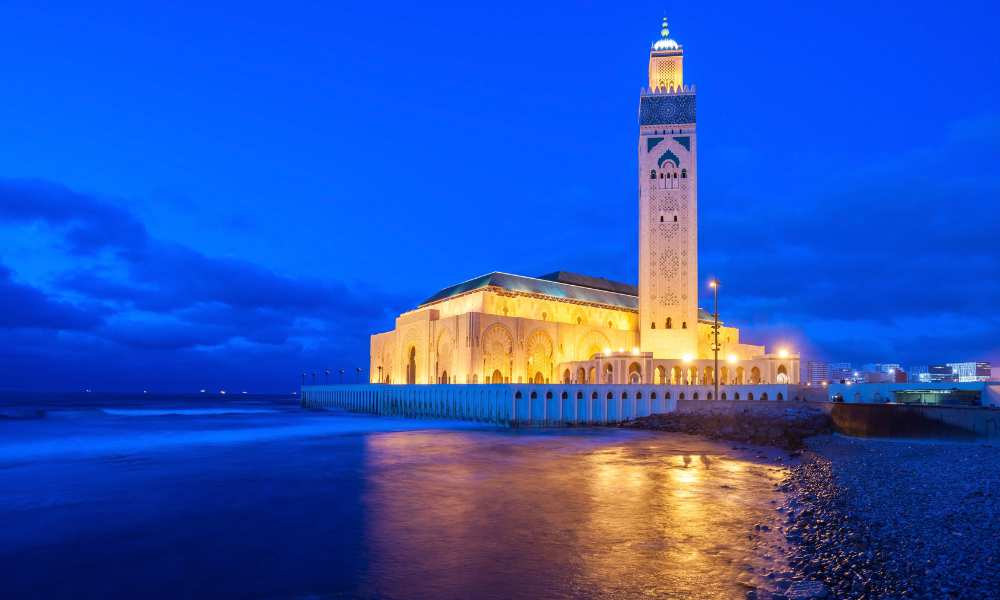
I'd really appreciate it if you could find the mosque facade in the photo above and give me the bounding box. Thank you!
[369,19,800,387]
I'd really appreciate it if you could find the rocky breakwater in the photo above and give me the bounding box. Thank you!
[623,403,832,450]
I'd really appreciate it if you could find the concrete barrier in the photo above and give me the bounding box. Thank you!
[300,383,807,427]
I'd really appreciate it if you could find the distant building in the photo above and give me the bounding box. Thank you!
[907,365,931,383]
[828,362,852,384]
[928,364,957,383]
[806,361,829,385]
[947,362,992,383]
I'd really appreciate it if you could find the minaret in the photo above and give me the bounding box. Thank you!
[638,17,698,358]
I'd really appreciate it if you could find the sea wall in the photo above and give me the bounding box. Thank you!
[300,383,806,427]
[828,402,1000,439]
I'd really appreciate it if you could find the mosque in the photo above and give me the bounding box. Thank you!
[369,19,800,387]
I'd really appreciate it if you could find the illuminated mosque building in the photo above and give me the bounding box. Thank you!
[370,19,800,387]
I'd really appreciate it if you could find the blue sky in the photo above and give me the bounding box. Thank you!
[1,1,998,391]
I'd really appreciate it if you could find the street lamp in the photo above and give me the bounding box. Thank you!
[324,368,331,384]
[709,279,720,402]
[338,369,345,384]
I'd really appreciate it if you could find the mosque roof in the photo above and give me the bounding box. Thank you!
[419,270,714,322]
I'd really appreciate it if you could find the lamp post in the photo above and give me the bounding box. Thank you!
[709,279,720,403]
[324,368,331,384]
[338,369,345,384]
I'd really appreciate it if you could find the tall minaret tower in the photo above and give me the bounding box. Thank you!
[638,17,698,358]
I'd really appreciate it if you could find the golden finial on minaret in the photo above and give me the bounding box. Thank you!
[648,15,683,91]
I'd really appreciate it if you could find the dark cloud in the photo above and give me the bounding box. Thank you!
[0,264,104,331]
[0,178,408,389]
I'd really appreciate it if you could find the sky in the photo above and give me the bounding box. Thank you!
[1,1,998,392]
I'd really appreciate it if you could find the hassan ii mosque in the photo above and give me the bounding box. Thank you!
[369,19,801,388]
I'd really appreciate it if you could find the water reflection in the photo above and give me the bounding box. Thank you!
[362,429,787,599]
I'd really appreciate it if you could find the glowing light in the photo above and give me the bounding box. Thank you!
[708,280,717,289]
[631,347,640,356]
[618,347,625,354]
[603,347,612,357]
[726,354,738,364]
[681,353,693,364]
[778,348,789,359]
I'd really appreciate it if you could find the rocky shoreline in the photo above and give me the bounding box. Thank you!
[622,403,832,450]
[626,407,999,599]
[773,437,1000,600]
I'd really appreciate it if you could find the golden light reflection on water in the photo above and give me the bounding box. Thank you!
[360,430,788,599]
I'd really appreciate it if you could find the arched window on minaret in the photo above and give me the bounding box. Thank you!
[666,317,672,329]
[681,168,688,178]
[650,169,657,179]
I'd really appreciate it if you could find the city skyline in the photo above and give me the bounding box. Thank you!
[1,1,998,391]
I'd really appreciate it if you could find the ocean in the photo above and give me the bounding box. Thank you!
[0,393,789,599]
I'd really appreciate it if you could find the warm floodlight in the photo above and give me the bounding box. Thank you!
[631,347,640,355]
[778,348,789,358]
[727,354,738,364]
[603,347,612,356]
[681,353,693,364]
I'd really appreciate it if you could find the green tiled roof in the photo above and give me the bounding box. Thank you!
[419,271,715,322]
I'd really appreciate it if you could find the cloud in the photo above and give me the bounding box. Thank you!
[701,113,1000,362]
[0,178,407,389]
[0,264,104,331]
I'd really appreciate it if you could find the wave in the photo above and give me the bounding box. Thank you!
[101,408,278,416]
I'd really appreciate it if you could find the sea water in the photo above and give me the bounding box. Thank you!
[0,393,789,599]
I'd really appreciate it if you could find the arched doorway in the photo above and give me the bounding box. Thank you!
[588,367,597,384]
[776,364,789,384]
[670,366,682,385]
[604,363,614,384]
[703,366,714,385]
[563,369,571,384]
[533,371,544,384]
[655,365,666,384]
[406,347,417,384]
[750,366,761,384]
[577,367,586,383]
[490,369,503,384]
[439,370,448,384]
[720,366,729,385]
[735,366,745,384]
[628,362,641,384]
[687,366,698,385]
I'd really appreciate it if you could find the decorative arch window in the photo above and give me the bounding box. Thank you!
[636,392,643,399]
[651,322,656,329]
[606,392,614,400]
[561,391,568,400]
[666,317,672,329]
[650,170,657,179]
[682,321,687,329]
[545,391,553,400]
[607,320,613,328]
[591,391,598,400]
[530,391,537,400]
[576,391,583,400]
[681,168,687,178]
[576,317,582,325]
[659,215,664,222]
[650,392,657,399]
[515,391,523,399]
[673,215,678,222]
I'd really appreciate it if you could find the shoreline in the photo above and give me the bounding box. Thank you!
[764,435,999,600]
[625,407,999,599]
